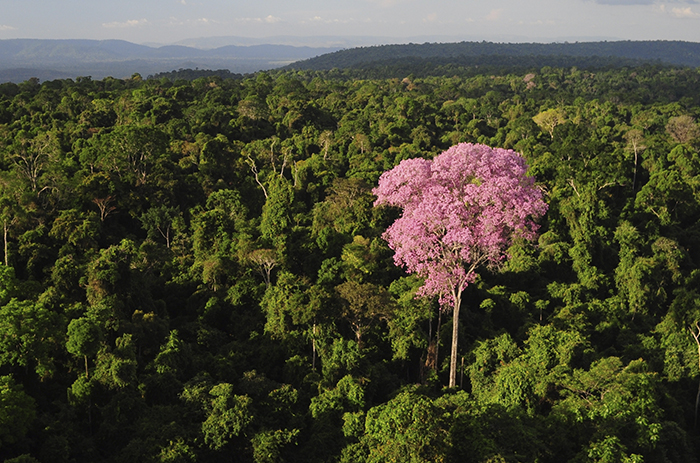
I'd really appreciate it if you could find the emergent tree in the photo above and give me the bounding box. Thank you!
[373,143,547,387]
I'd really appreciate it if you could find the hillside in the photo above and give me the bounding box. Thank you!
[287,40,700,71]
[5,39,699,84]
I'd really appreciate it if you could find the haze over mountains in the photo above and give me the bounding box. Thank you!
[1,37,700,83]
[162,34,620,50]
[0,38,341,83]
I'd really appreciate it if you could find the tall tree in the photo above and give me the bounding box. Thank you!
[533,108,566,140]
[373,143,547,387]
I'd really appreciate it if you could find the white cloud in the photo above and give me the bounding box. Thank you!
[592,0,697,4]
[165,16,220,27]
[485,9,504,21]
[594,0,654,4]
[102,19,149,29]
[671,6,700,16]
[656,4,700,16]
[166,17,184,26]
[0,25,17,31]
[365,0,403,7]
[423,13,438,23]
[235,15,282,24]
[303,16,355,25]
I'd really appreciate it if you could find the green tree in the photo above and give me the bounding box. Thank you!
[260,270,313,340]
[191,189,252,291]
[336,280,394,349]
[533,108,567,139]
[66,316,103,377]
[362,391,448,463]
[260,177,294,257]
[0,375,36,450]
[201,383,254,450]
[140,205,180,248]
[0,298,59,378]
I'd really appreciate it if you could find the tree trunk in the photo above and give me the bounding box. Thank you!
[689,322,700,427]
[424,306,442,382]
[632,148,639,192]
[435,307,442,375]
[3,220,7,266]
[696,379,700,429]
[312,321,317,371]
[449,288,462,388]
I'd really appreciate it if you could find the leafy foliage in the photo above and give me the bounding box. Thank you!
[0,64,700,462]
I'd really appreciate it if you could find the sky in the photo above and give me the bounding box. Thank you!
[0,0,699,46]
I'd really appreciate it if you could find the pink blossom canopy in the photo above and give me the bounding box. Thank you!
[373,143,548,305]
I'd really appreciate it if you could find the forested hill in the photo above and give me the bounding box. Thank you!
[3,65,700,462]
[0,39,340,82]
[287,40,700,71]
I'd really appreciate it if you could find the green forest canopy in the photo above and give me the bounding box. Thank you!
[285,40,700,71]
[0,63,700,462]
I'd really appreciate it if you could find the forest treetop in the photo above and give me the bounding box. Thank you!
[285,40,700,72]
[0,62,700,462]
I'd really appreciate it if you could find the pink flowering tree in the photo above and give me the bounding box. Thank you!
[373,143,548,387]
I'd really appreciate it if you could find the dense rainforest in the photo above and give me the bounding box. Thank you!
[285,40,700,71]
[0,63,700,462]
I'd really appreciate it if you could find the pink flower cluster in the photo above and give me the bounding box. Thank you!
[373,143,548,306]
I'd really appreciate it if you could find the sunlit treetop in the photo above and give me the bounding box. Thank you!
[373,143,548,305]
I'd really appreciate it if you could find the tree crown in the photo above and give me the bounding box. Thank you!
[373,143,548,304]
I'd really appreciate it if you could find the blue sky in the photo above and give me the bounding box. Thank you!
[1,0,699,46]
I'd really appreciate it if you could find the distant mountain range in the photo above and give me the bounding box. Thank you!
[0,39,341,83]
[286,40,700,71]
[1,38,700,84]
[153,34,622,49]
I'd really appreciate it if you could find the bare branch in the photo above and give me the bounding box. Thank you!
[246,154,268,199]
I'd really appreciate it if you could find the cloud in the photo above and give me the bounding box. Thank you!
[423,13,438,23]
[165,16,220,27]
[485,9,504,21]
[591,0,697,4]
[306,16,353,24]
[0,25,17,31]
[594,0,654,4]
[671,6,700,16]
[235,15,282,24]
[102,19,149,29]
[365,0,403,7]
[656,4,700,16]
